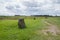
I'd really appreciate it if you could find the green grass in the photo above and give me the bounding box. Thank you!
[0,18,45,40]
[45,17,60,28]
[0,17,60,40]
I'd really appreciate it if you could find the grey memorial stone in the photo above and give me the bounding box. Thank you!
[18,18,26,29]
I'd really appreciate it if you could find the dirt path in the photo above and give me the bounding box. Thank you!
[41,21,60,36]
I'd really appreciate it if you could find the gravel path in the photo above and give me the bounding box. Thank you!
[42,21,60,36]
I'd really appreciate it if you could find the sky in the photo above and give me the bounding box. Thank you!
[0,0,60,16]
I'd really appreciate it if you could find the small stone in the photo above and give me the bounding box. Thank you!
[34,18,36,20]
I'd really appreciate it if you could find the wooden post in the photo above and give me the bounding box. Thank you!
[18,18,26,29]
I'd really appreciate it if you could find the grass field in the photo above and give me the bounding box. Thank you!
[0,17,60,40]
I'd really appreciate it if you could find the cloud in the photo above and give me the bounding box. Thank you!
[53,0,60,4]
[0,0,60,16]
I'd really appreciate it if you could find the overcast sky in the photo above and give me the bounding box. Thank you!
[0,0,60,16]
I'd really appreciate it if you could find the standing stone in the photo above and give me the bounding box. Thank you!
[18,18,26,29]
[34,17,36,20]
[45,16,48,19]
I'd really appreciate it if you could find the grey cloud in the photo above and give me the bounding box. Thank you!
[15,5,20,8]
[0,0,12,4]
[5,4,28,15]
[53,0,60,4]
[22,1,44,7]
[6,5,22,14]
[4,0,60,16]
